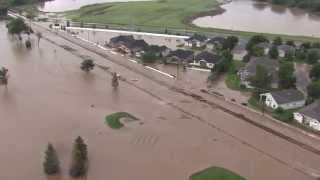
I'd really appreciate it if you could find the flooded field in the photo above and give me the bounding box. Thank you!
[1,20,320,180]
[38,0,150,12]
[193,0,320,37]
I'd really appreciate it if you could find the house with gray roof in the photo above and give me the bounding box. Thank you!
[238,57,279,88]
[166,49,194,64]
[294,101,320,131]
[206,36,226,50]
[232,41,247,61]
[192,51,220,69]
[185,34,207,48]
[277,44,295,58]
[260,89,305,110]
[255,42,271,55]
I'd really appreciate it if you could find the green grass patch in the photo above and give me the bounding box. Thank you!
[225,61,246,91]
[105,112,138,129]
[190,167,246,180]
[273,109,294,123]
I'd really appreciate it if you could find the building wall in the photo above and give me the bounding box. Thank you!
[279,100,305,110]
[294,113,320,131]
[263,93,305,110]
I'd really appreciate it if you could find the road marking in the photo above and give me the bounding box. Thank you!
[145,66,175,78]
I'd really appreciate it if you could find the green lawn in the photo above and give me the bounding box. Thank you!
[66,0,219,28]
[190,167,246,180]
[105,112,138,129]
[225,61,246,91]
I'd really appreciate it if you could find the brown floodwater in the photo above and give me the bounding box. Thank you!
[1,20,320,180]
[193,0,320,37]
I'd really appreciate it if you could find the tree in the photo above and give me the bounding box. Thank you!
[307,49,320,64]
[279,61,296,89]
[286,40,295,47]
[80,59,95,73]
[269,45,279,59]
[70,136,88,177]
[249,65,272,89]
[273,36,283,46]
[141,51,157,63]
[36,32,42,47]
[246,35,269,52]
[112,72,119,88]
[215,50,233,73]
[43,143,60,175]
[222,36,239,50]
[301,42,311,50]
[6,18,29,39]
[307,80,320,99]
[0,67,8,87]
[310,63,320,80]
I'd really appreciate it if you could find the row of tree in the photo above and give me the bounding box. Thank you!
[43,136,88,177]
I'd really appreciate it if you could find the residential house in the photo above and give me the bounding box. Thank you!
[0,4,7,16]
[278,44,295,58]
[255,42,270,55]
[108,35,149,56]
[127,39,149,57]
[147,45,170,57]
[206,36,225,50]
[185,34,207,48]
[166,49,194,64]
[238,57,279,88]
[260,89,305,110]
[192,51,220,69]
[294,101,320,131]
[232,42,247,61]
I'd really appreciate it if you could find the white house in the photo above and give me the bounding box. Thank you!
[294,101,320,131]
[278,44,295,58]
[255,42,270,55]
[232,43,247,61]
[260,89,305,110]
[185,34,207,48]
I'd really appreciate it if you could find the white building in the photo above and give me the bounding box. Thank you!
[260,89,305,110]
[294,102,320,131]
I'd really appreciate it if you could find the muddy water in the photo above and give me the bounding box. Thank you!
[1,20,320,180]
[38,0,150,12]
[193,0,320,37]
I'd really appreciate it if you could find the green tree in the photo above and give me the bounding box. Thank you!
[310,63,320,80]
[0,67,8,87]
[70,136,88,177]
[43,143,60,175]
[307,49,320,64]
[307,80,320,99]
[273,36,283,46]
[80,59,95,73]
[6,18,29,38]
[141,51,158,63]
[249,65,272,89]
[222,36,239,50]
[215,50,233,73]
[246,35,269,52]
[269,45,279,59]
[279,61,296,89]
[286,40,295,47]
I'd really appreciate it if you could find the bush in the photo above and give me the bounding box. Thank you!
[81,59,95,72]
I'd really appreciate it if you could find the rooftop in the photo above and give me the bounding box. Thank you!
[299,101,320,121]
[269,89,305,105]
[195,51,220,64]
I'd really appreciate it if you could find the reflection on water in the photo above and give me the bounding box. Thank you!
[193,0,320,37]
[38,0,149,12]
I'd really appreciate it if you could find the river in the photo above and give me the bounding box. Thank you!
[38,0,149,12]
[193,0,320,37]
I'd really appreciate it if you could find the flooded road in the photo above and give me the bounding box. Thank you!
[1,20,320,180]
[38,0,149,12]
[193,0,320,37]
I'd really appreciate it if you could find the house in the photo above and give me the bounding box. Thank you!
[147,45,170,57]
[232,42,247,61]
[260,89,305,110]
[192,51,220,69]
[255,42,270,55]
[108,35,149,56]
[206,36,225,50]
[166,49,194,64]
[238,57,279,88]
[294,101,320,131]
[0,4,7,16]
[278,44,295,58]
[127,39,149,57]
[185,34,207,48]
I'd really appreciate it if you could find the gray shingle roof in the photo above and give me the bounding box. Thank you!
[299,101,320,120]
[195,51,220,64]
[245,57,279,76]
[270,89,305,105]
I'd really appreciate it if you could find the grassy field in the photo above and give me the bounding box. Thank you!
[66,0,219,28]
[189,167,246,180]
[105,112,138,129]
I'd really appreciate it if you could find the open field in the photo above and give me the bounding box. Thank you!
[2,19,320,180]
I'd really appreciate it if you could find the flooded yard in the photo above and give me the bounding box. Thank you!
[1,21,320,180]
